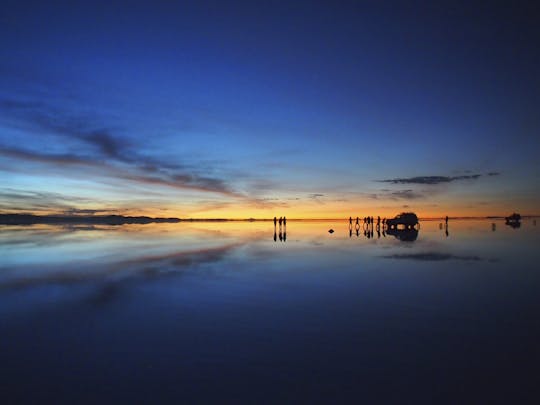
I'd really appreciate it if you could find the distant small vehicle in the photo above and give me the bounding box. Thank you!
[505,213,521,229]
[505,213,521,222]
[385,212,419,230]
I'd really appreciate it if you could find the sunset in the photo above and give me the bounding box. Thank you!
[1,2,538,220]
[1,1,539,403]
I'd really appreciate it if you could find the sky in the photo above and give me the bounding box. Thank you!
[1,1,539,218]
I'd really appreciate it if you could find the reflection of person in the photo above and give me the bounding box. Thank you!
[279,231,283,241]
[274,230,277,241]
[283,231,286,242]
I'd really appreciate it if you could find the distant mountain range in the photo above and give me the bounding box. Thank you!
[0,214,181,225]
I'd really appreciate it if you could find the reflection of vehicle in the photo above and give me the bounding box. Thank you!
[505,213,521,229]
[386,227,418,242]
[386,212,419,229]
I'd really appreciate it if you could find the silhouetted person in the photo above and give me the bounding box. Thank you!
[382,218,386,225]
[279,217,282,227]
[377,216,380,226]
[445,216,449,225]
[274,216,277,227]
[283,216,287,227]
[349,216,352,226]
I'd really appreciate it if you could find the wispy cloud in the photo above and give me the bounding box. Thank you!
[0,189,98,214]
[367,189,425,201]
[0,98,245,197]
[377,175,483,185]
[1,146,242,197]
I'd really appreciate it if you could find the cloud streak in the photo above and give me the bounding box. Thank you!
[0,146,242,197]
[377,175,485,185]
[0,98,242,197]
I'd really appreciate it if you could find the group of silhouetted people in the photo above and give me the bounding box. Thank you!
[274,216,286,228]
[273,216,287,242]
[349,216,385,228]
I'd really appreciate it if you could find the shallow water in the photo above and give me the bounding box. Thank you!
[1,219,539,403]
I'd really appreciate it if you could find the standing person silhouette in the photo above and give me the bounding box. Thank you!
[283,216,286,227]
[349,217,352,226]
[279,217,282,227]
[445,216,449,225]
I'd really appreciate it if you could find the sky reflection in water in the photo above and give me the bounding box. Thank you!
[1,219,539,402]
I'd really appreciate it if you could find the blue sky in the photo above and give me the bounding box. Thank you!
[1,1,539,217]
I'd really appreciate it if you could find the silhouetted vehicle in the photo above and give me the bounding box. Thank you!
[505,213,521,228]
[386,227,418,242]
[385,212,419,230]
[505,213,521,222]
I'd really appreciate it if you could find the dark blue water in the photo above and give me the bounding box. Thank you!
[1,220,539,403]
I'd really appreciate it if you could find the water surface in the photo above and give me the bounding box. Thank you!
[1,219,539,403]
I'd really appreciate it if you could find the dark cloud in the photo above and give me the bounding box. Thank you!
[378,175,483,185]
[0,98,127,160]
[63,208,110,216]
[380,252,483,261]
[0,189,97,214]
[0,98,240,197]
[390,190,424,200]
[366,189,425,201]
[0,147,239,198]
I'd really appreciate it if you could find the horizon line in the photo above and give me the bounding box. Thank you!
[1,212,539,223]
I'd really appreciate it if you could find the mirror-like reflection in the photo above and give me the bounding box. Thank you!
[1,219,539,403]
